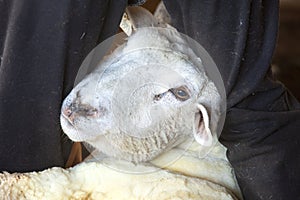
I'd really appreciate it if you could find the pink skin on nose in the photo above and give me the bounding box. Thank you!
[62,107,76,124]
[62,104,100,124]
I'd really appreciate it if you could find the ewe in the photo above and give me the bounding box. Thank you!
[0,6,242,200]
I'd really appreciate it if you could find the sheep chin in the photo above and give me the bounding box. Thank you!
[86,109,193,164]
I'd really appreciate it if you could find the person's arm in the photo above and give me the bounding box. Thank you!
[163,0,300,199]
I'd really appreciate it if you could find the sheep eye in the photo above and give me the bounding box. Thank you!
[169,86,190,101]
[153,86,190,101]
[176,89,187,97]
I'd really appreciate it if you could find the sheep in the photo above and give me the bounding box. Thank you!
[0,6,242,200]
[0,145,239,200]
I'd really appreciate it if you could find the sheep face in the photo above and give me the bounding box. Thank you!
[60,27,223,163]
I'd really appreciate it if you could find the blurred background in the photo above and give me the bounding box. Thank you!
[142,0,300,101]
[273,0,300,101]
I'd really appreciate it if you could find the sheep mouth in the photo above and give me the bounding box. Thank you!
[61,113,75,126]
[60,115,86,142]
[60,114,77,132]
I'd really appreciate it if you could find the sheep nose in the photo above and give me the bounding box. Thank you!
[62,107,76,123]
[62,103,99,123]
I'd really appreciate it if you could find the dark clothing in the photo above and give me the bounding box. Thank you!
[0,0,128,171]
[163,0,300,199]
[0,0,299,199]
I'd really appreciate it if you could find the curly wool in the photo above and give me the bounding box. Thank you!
[0,142,241,200]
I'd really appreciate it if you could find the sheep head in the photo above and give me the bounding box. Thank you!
[60,7,225,164]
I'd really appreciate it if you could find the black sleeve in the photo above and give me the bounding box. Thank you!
[163,0,300,199]
[0,0,127,172]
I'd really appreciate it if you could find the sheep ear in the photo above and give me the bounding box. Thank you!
[193,104,213,146]
[120,6,160,36]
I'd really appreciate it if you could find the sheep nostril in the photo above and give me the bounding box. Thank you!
[62,107,76,124]
[63,107,73,117]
